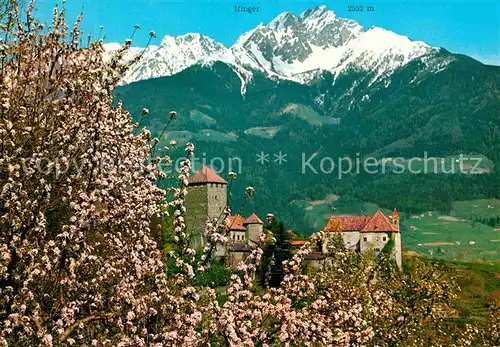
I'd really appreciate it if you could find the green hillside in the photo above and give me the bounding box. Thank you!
[418,257,500,325]
[115,53,500,261]
[402,207,500,261]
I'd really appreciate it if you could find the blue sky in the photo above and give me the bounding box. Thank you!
[34,0,499,65]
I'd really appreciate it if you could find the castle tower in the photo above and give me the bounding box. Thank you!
[392,208,402,269]
[244,213,264,246]
[185,166,227,249]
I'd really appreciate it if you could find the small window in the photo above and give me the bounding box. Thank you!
[374,248,380,253]
[214,195,217,200]
[363,237,367,242]
[347,241,351,245]
[383,237,387,241]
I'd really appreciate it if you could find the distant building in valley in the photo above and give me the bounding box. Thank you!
[322,209,402,268]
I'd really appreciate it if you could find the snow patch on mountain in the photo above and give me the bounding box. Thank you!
[103,42,147,63]
[330,27,432,85]
[200,51,254,95]
[300,5,337,31]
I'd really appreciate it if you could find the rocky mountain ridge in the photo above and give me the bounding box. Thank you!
[105,6,443,94]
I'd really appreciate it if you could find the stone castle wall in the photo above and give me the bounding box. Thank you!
[394,233,402,268]
[247,224,263,244]
[185,184,209,250]
[207,183,227,220]
[186,182,227,250]
[360,232,390,254]
[323,230,402,268]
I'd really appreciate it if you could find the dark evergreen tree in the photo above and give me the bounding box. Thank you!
[259,219,292,288]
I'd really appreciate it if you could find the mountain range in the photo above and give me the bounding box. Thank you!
[112,6,500,260]
[105,6,448,94]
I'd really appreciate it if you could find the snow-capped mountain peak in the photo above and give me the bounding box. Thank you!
[233,23,267,48]
[159,33,222,50]
[107,33,227,85]
[228,6,433,84]
[329,26,432,84]
[299,5,337,30]
[269,11,300,30]
[106,6,442,92]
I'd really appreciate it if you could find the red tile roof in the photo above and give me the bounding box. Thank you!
[227,215,246,231]
[323,210,399,233]
[289,240,307,247]
[324,216,371,232]
[244,213,263,225]
[362,210,398,232]
[188,166,227,185]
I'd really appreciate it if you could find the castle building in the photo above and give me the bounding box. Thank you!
[186,166,264,266]
[226,213,264,245]
[223,213,264,265]
[322,209,402,268]
[228,214,247,243]
[244,213,264,245]
[185,166,401,268]
[185,166,227,249]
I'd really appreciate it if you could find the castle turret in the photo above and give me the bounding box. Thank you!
[244,213,264,245]
[392,208,402,268]
[392,208,400,230]
[185,166,227,249]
